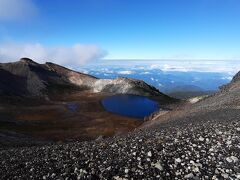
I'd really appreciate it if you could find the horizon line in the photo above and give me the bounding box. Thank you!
[101,58,240,61]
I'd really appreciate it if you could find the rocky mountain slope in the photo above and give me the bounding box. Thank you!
[0,69,239,179]
[220,70,240,93]
[0,58,169,99]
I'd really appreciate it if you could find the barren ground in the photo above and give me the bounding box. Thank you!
[0,91,142,146]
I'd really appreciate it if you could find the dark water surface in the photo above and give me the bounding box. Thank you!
[101,95,159,119]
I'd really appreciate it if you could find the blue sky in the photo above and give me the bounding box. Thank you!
[0,0,240,64]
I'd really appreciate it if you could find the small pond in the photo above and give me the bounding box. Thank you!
[101,94,159,119]
[66,102,78,112]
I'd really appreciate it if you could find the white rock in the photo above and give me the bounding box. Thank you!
[113,176,128,180]
[190,160,195,164]
[226,141,232,145]
[175,171,181,176]
[175,158,181,163]
[184,173,194,179]
[221,173,229,179]
[235,173,240,179]
[212,175,217,179]
[216,130,223,135]
[209,148,214,152]
[193,166,200,173]
[199,137,204,141]
[147,151,152,157]
[231,156,239,163]
[124,168,129,174]
[152,161,163,171]
[226,157,233,163]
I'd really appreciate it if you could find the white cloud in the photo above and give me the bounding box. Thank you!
[0,0,37,21]
[0,42,107,66]
[150,77,159,82]
[118,70,133,75]
[140,71,151,74]
[221,76,232,80]
[162,64,171,71]
[100,68,114,74]
[141,61,240,73]
[149,64,160,69]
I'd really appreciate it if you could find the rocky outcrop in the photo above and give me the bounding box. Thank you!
[232,71,240,82]
[220,71,240,92]
[0,58,171,99]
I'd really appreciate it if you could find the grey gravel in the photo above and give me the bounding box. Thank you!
[0,108,239,179]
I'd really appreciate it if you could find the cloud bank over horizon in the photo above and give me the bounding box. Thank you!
[0,0,37,21]
[81,59,240,74]
[0,42,107,66]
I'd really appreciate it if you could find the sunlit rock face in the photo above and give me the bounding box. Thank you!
[91,79,109,93]
[92,77,163,96]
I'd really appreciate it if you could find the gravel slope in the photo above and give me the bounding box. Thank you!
[0,108,239,179]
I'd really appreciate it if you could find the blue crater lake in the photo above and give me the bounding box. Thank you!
[101,95,159,119]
